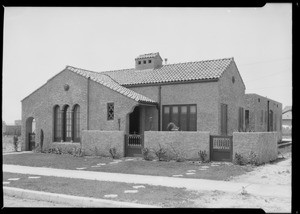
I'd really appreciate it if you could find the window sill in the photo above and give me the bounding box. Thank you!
[52,142,80,145]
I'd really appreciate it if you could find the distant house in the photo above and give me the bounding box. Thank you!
[245,94,282,139]
[21,52,282,154]
[282,106,292,138]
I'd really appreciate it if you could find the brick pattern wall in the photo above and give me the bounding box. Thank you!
[81,130,125,157]
[233,132,278,164]
[245,94,282,141]
[144,131,210,160]
[218,61,246,135]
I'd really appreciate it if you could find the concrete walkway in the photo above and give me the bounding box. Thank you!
[3,164,291,198]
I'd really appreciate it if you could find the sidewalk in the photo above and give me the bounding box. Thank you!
[3,164,291,198]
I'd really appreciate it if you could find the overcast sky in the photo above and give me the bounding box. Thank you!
[3,4,292,124]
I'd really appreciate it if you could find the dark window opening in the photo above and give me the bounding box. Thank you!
[53,105,61,141]
[138,61,141,65]
[238,107,244,131]
[143,60,146,64]
[107,103,114,120]
[162,104,197,131]
[148,60,152,63]
[73,105,80,142]
[258,98,260,102]
[245,110,250,131]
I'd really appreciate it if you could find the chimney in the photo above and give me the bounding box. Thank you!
[164,58,168,64]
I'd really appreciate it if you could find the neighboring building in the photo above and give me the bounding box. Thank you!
[245,94,282,141]
[2,121,6,134]
[282,106,292,138]
[14,120,22,126]
[21,52,281,152]
[3,125,21,136]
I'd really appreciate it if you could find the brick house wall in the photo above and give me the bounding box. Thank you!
[218,60,246,135]
[21,69,142,151]
[245,93,282,141]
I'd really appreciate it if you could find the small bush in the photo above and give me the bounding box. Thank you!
[247,151,259,166]
[73,147,84,157]
[198,150,209,163]
[13,136,19,152]
[141,148,153,161]
[109,147,118,159]
[240,186,249,196]
[234,153,247,165]
[152,143,167,161]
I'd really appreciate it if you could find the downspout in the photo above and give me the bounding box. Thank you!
[267,100,270,132]
[158,85,162,131]
[87,77,90,130]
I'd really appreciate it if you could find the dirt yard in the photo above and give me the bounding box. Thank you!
[191,148,291,213]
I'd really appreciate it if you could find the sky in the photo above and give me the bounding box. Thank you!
[3,5,292,124]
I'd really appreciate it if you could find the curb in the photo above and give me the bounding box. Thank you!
[4,187,159,208]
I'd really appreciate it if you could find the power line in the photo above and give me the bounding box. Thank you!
[238,57,292,67]
[246,85,291,90]
[245,69,291,83]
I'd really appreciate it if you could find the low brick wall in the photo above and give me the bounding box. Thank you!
[233,132,278,164]
[81,130,125,157]
[144,131,210,160]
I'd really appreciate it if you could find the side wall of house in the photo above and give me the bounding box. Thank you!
[21,69,89,151]
[130,82,220,134]
[218,61,246,135]
[245,94,282,141]
[88,80,139,133]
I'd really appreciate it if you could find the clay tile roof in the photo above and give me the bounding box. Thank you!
[103,57,233,86]
[66,66,157,105]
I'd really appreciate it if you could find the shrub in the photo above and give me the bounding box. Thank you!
[152,143,167,161]
[13,135,19,152]
[141,148,153,161]
[73,147,84,157]
[167,143,186,162]
[247,151,259,166]
[234,152,247,165]
[198,150,209,163]
[109,147,118,159]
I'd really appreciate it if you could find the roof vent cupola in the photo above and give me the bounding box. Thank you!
[135,52,163,70]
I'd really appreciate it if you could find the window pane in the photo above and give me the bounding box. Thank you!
[171,106,179,127]
[107,103,114,120]
[163,106,170,131]
[164,106,170,114]
[190,106,196,114]
[189,105,197,131]
[180,106,187,131]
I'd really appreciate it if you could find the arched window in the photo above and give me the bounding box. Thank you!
[53,105,61,141]
[63,105,72,142]
[73,105,80,142]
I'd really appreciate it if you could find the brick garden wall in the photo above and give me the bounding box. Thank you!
[233,132,278,164]
[81,130,125,157]
[144,131,210,160]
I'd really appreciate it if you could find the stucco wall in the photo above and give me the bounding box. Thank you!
[88,80,139,133]
[233,132,278,164]
[218,60,246,135]
[144,131,210,160]
[161,82,219,134]
[81,130,125,157]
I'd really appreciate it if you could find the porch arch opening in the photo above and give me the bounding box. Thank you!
[25,117,36,151]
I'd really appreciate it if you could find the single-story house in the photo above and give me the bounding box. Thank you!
[245,93,282,141]
[21,52,281,157]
